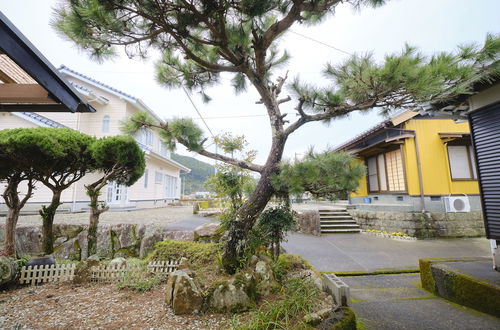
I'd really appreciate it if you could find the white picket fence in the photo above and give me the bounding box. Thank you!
[19,260,180,286]
[91,260,180,282]
[19,264,76,285]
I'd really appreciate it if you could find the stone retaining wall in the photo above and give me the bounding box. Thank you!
[0,224,193,260]
[348,210,485,238]
[294,210,320,236]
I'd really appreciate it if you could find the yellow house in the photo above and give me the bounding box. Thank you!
[336,110,481,214]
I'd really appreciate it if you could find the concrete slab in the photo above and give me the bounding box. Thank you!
[166,215,218,231]
[283,233,491,272]
[444,261,500,287]
[342,274,500,330]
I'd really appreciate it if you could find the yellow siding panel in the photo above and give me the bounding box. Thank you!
[351,158,368,197]
[403,119,479,196]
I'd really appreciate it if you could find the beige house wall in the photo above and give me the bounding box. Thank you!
[0,113,39,129]
[0,72,187,212]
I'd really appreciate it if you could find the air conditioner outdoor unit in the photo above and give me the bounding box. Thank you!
[444,195,471,213]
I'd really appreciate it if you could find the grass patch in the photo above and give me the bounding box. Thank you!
[117,271,164,292]
[236,277,319,330]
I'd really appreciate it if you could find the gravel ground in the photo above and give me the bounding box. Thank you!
[0,283,234,329]
[14,206,195,227]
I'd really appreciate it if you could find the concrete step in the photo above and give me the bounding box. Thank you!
[320,224,360,229]
[320,215,352,219]
[321,228,362,234]
[320,220,358,225]
[319,211,350,215]
[318,209,347,212]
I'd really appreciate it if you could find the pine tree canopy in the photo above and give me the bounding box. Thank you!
[273,150,365,200]
[89,136,146,186]
[54,1,499,175]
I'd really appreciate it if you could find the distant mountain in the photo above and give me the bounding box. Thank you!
[171,154,215,194]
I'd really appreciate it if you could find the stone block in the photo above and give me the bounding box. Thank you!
[323,273,350,306]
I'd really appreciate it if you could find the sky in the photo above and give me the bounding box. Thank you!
[1,0,499,166]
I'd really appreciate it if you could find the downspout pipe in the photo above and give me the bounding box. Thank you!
[385,128,426,213]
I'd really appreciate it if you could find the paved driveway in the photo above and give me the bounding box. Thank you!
[283,233,491,272]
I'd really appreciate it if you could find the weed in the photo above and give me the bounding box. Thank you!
[236,277,319,330]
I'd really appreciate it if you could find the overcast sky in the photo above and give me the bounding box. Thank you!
[1,0,499,165]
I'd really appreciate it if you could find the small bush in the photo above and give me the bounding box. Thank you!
[147,240,221,267]
[271,254,313,282]
[147,240,226,287]
[258,205,296,259]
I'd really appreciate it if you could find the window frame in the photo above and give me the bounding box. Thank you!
[366,147,407,194]
[143,169,148,188]
[155,171,163,184]
[102,115,110,133]
[447,144,478,181]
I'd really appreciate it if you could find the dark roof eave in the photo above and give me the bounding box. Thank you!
[0,12,95,113]
[334,120,391,152]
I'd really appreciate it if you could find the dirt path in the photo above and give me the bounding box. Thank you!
[14,206,195,227]
[0,283,233,329]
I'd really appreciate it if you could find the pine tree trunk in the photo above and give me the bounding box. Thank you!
[4,208,20,257]
[87,194,100,257]
[221,137,286,273]
[41,190,62,255]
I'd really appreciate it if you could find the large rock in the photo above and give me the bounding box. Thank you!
[165,270,203,315]
[0,257,19,286]
[254,260,278,295]
[110,257,127,268]
[73,259,100,284]
[0,223,194,261]
[194,223,221,242]
[209,273,257,312]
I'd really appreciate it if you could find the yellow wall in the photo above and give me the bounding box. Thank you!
[350,118,479,197]
[403,118,479,196]
[351,158,368,197]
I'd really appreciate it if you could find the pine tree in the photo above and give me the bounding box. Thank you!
[53,0,499,273]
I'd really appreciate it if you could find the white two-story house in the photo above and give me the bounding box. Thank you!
[0,65,189,211]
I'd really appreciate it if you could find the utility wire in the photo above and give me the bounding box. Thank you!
[289,30,353,56]
[181,86,215,138]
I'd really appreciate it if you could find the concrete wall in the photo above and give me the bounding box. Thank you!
[349,209,485,238]
[294,210,321,236]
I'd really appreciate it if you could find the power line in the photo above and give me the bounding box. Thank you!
[181,86,215,138]
[289,30,353,56]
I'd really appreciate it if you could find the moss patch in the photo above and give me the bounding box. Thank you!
[332,269,419,277]
[419,258,436,293]
[333,307,356,330]
[432,264,500,317]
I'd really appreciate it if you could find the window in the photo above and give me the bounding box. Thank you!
[165,174,178,198]
[447,145,477,180]
[155,171,163,184]
[146,129,153,145]
[385,149,405,191]
[102,115,110,133]
[136,128,154,146]
[143,169,148,188]
[367,149,406,193]
[159,142,171,158]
